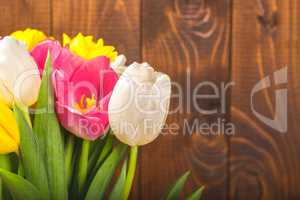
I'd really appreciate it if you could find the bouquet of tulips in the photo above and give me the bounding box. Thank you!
[0,29,203,200]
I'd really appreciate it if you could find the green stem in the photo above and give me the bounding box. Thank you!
[123,146,138,200]
[77,140,90,197]
[65,135,75,188]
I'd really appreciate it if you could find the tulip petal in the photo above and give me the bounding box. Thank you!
[108,63,171,146]
[30,40,61,74]
[33,40,117,140]
[0,101,19,143]
[69,56,117,102]
[55,102,108,140]
[54,47,83,78]
[0,36,41,106]
[52,69,76,107]
[0,126,18,154]
[0,80,13,106]
[31,40,83,77]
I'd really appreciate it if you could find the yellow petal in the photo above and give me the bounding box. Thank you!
[63,33,117,61]
[0,100,19,143]
[0,125,18,154]
[97,38,104,47]
[63,33,71,46]
[11,28,47,50]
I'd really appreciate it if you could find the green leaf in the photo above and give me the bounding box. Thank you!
[88,134,108,172]
[0,168,42,200]
[0,155,12,171]
[0,179,3,200]
[88,134,113,179]
[108,160,127,200]
[14,105,49,200]
[33,52,67,200]
[95,134,114,167]
[85,143,127,200]
[162,171,190,200]
[186,186,204,200]
[0,154,12,200]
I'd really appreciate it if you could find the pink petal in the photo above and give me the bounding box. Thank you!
[69,56,118,102]
[30,40,61,75]
[87,57,118,98]
[54,48,83,78]
[56,102,108,140]
[33,41,119,140]
[52,69,73,106]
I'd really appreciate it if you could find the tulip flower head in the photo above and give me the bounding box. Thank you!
[108,62,171,146]
[31,40,118,140]
[0,99,20,154]
[0,36,41,106]
[63,33,118,61]
[11,28,47,50]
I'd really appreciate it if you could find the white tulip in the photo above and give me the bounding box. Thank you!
[0,36,41,106]
[108,62,171,146]
[111,54,127,76]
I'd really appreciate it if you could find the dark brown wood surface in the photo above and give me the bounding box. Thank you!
[141,0,231,199]
[230,0,300,200]
[0,0,299,199]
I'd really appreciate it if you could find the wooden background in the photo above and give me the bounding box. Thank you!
[0,0,299,199]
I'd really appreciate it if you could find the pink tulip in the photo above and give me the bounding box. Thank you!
[31,40,118,140]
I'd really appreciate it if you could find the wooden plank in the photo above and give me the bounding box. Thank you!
[141,0,231,199]
[52,0,141,62]
[230,0,300,199]
[0,0,51,35]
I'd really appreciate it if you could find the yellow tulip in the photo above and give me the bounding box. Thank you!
[11,28,47,50]
[63,33,118,61]
[0,100,19,154]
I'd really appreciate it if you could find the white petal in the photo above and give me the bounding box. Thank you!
[111,54,127,76]
[0,36,41,106]
[108,63,171,146]
[111,54,127,68]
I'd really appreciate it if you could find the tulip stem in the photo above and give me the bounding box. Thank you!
[77,140,90,197]
[123,146,138,200]
[65,135,75,188]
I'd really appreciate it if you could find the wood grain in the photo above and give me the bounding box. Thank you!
[51,0,141,62]
[0,0,51,35]
[141,0,231,199]
[230,0,300,199]
[0,0,300,199]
